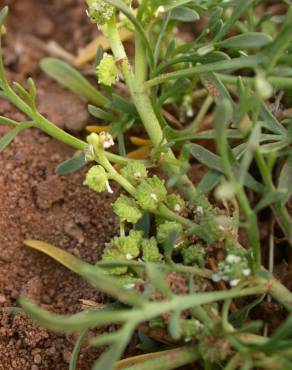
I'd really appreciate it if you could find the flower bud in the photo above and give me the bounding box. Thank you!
[84,165,112,193]
[135,176,167,211]
[121,161,148,185]
[141,237,162,262]
[86,0,114,26]
[180,243,205,267]
[166,194,186,214]
[113,194,142,223]
[97,54,119,86]
[157,221,183,245]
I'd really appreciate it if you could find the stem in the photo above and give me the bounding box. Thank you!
[144,55,264,89]
[106,16,210,209]
[254,147,292,245]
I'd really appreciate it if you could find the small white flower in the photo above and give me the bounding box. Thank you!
[226,254,241,264]
[218,224,225,231]
[85,144,95,162]
[194,320,204,329]
[105,181,113,194]
[124,283,135,290]
[174,204,181,213]
[184,337,192,342]
[150,193,158,202]
[126,253,133,260]
[212,273,221,282]
[134,172,141,179]
[156,5,165,13]
[242,268,251,276]
[99,132,115,149]
[230,279,240,287]
[195,206,204,217]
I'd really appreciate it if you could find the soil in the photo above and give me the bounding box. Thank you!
[0,1,122,369]
[0,1,291,369]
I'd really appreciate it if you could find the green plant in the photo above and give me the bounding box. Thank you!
[1,1,292,369]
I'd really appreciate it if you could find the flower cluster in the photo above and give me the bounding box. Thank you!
[97,54,119,86]
[121,161,148,185]
[86,0,114,26]
[113,194,142,223]
[180,243,205,267]
[101,230,162,275]
[135,175,167,211]
[84,165,113,193]
[212,253,251,287]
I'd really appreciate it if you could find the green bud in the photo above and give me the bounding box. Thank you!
[113,194,142,223]
[135,176,167,211]
[129,229,144,244]
[86,0,114,26]
[101,247,128,275]
[141,237,162,262]
[181,319,204,338]
[157,221,183,244]
[166,194,186,214]
[97,54,118,86]
[180,243,206,267]
[113,274,142,289]
[121,161,148,185]
[84,165,112,193]
[113,235,140,260]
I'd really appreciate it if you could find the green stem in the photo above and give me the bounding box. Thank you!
[106,16,210,209]
[254,147,292,245]
[144,55,264,89]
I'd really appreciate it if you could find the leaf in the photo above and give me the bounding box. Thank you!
[197,170,222,193]
[93,324,134,370]
[229,295,265,328]
[279,154,292,198]
[146,264,173,298]
[159,78,191,105]
[259,102,286,135]
[23,240,143,307]
[19,298,131,332]
[190,144,224,172]
[0,6,8,28]
[0,125,25,152]
[170,7,200,22]
[41,58,109,106]
[201,73,240,125]
[219,32,272,49]
[55,152,87,176]
[134,213,151,238]
[0,116,19,127]
[254,189,289,212]
[161,0,194,11]
[168,310,181,339]
[259,139,290,154]
[107,94,138,116]
[190,144,263,193]
[69,329,88,370]
[88,105,116,122]
[213,0,254,42]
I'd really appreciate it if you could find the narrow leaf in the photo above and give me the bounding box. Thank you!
[219,32,272,49]
[0,126,23,152]
[170,7,200,22]
[254,189,289,213]
[55,152,87,176]
[279,154,292,198]
[23,240,143,307]
[41,58,109,106]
